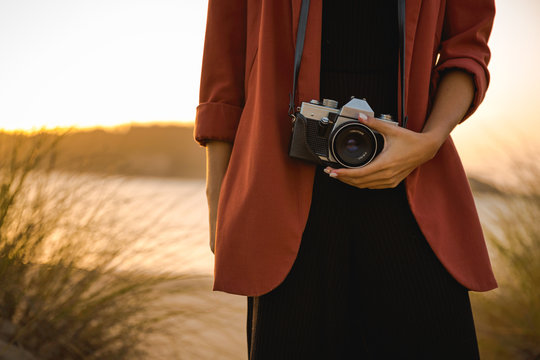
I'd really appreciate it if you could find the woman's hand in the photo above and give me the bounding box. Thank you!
[324,114,443,189]
[325,70,476,189]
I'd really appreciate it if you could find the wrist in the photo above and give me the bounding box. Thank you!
[420,130,447,159]
[206,185,222,201]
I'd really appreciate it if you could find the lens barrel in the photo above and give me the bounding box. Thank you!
[330,122,378,168]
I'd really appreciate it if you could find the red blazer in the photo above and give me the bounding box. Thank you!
[195,0,497,296]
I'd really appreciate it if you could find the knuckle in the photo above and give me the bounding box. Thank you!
[390,177,401,188]
[382,169,394,179]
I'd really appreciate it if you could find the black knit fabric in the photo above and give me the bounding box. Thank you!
[246,0,480,359]
[319,0,398,116]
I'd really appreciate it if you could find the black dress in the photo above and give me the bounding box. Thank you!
[246,1,480,359]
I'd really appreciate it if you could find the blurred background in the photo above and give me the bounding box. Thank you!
[0,0,538,359]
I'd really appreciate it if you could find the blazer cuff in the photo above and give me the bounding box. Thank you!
[431,58,489,122]
[194,102,243,146]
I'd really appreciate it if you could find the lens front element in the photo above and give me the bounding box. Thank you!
[330,123,378,168]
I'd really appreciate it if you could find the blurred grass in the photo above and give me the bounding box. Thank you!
[471,157,540,360]
[14,130,540,359]
[0,132,238,359]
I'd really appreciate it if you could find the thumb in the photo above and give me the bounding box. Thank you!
[358,113,398,135]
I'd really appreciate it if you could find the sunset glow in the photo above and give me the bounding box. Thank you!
[0,0,538,174]
[0,0,207,132]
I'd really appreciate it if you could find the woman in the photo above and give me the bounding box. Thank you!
[195,0,497,358]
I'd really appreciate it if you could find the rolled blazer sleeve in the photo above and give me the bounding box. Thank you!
[431,0,496,122]
[194,0,247,146]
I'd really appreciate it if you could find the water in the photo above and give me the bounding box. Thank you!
[38,172,213,275]
[108,175,213,274]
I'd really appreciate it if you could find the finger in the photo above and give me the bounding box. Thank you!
[332,165,411,188]
[358,114,400,136]
[325,149,394,179]
[339,173,394,189]
[335,175,395,189]
[334,167,391,186]
[344,168,411,189]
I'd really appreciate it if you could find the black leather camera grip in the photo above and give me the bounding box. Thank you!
[288,114,323,164]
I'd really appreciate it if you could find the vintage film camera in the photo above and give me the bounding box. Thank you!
[288,97,398,168]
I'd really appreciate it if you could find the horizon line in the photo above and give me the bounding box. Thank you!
[0,120,196,134]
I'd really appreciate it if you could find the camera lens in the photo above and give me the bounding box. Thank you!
[346,138,360,153]
[330,123,378,167]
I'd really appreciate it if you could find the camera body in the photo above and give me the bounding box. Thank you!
[288,97,398,168]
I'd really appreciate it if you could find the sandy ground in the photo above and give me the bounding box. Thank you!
[144,277,248,360]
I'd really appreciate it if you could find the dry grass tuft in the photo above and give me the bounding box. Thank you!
[471,158,540,360]
[0,132,215,359]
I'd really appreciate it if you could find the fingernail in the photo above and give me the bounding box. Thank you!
[329,172,338,178]
[358,113,368,121]
[323,168,330,174]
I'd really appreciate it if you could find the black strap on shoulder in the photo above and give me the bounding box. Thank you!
[289,0,407,128]
[398,0,407,128]
[289,0,311,118]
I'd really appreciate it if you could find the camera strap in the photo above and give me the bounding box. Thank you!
[398,0,408,128]
[288,0,311,119]
[289,0,408,129]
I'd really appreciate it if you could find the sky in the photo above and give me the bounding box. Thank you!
[0,0,207,129]
[0,0,538,175]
